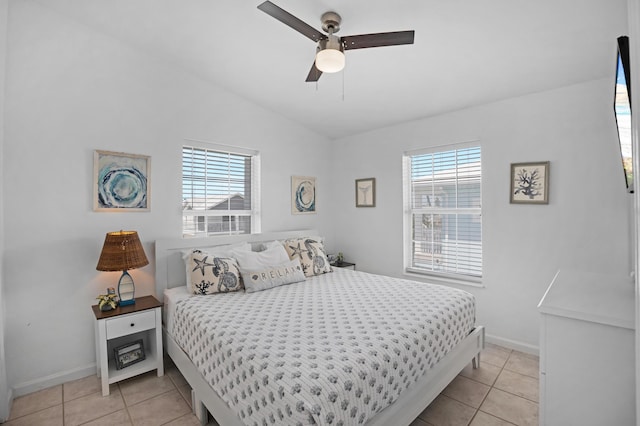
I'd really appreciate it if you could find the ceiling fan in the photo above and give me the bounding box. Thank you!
[257,1,415,82]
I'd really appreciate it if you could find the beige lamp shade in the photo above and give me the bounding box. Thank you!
[96,231,149,272]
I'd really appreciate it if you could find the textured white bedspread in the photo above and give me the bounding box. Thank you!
[170,269,475,426]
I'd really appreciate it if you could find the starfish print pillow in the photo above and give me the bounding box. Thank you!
[282,237,333,277]
[187,249,242,295]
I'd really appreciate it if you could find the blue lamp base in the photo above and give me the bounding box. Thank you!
[118,270,136,306]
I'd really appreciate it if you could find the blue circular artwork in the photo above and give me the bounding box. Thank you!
[295,180,315,212]
[98,166,147,209]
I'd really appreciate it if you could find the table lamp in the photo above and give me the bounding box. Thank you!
[96,230,149,306]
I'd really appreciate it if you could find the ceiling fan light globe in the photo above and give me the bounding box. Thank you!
[316,49,345,73]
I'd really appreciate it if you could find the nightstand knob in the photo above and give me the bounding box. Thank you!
[130,323,135,327]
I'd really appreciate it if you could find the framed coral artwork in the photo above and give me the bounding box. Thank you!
[510,161,549,204]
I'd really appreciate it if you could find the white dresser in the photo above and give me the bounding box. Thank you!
[538,269,635,425]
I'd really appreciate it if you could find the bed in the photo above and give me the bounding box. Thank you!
[155,230,484,426]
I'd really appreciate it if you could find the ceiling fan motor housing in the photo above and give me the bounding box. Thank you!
[318,34,344,53]
[321,11,341,34]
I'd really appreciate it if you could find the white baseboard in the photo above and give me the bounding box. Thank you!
[485,333,539,356]
[12,363,96,398]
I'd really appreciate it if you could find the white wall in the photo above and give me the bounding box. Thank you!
[3,0,333,395]
[0,0,9,421]
[328,79,632,351]
[628,0,640,419]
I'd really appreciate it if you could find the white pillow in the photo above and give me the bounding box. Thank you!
[230,243,290,270]
[260,240,285,251]
[182,242,250,291]
[240,258,306,293]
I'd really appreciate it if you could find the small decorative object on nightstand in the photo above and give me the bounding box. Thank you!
[92,295,163,396]
[96,230,149,306]
[96,293,118,312]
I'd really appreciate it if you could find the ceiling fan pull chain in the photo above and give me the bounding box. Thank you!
[342,67,345,101]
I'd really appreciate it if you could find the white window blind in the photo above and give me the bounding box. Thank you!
[404,145,482,281]
[182,143,260,237]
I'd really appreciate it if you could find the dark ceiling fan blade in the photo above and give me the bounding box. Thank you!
[257,1,325,42]
[305,61,323,82]
[342,30,415,50]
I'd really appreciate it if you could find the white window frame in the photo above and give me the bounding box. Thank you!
[182,140,261,238]
[402,141,482,286]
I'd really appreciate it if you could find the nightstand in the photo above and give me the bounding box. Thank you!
[91,295,164,396]
[333,261,356,270]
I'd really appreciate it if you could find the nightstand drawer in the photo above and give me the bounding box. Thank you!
[106,310,156,339]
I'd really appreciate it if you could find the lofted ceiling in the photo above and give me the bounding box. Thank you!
[33,0,628,139]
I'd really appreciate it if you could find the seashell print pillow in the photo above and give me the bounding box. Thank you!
[186,250,242,294]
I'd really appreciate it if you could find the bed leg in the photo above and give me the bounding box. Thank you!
[472,352,481,369]
[191,390,208,425]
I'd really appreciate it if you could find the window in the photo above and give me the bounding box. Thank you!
[182,142,260,237]
[403,144,482,282]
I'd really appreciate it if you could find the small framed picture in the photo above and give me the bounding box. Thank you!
[94,150,150,212]
[291,176,316,214]
[113,339,146,370]
[510,161,550,204]
[355,178,376,207]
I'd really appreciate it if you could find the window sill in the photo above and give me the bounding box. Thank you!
[403,268,485,288]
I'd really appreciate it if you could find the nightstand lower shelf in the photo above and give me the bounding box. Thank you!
[106,355,160,384]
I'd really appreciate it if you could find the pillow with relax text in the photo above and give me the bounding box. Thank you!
[240,258,306,293]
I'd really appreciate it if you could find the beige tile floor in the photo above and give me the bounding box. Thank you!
[411,343,539,426]
[3,344,538,426]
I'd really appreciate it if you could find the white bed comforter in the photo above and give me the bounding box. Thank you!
[171,269,475,426]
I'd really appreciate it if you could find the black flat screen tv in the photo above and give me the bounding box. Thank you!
[614,35,633,193]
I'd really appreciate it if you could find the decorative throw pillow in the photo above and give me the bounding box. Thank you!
[181,243,250,291]
[186,250,242,295]
[240,258,306,293]
[230,243,290,270]
[282,237,333,277]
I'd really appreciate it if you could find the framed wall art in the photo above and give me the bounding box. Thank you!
[291,175,316,214]
[113,339,146,370]
[94,150,150,211]
[355,178,376,207]
[510,161,549,204]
